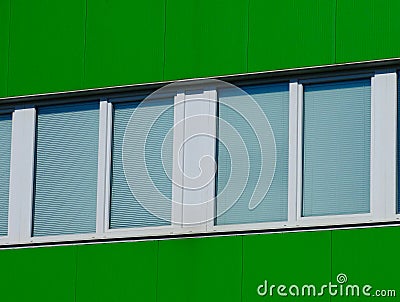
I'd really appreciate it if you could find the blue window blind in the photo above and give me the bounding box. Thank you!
[0,114,12,236]
[216,83,289,225]
[110,99,174,229]
[302,79,371,217]
[33,102,99,236]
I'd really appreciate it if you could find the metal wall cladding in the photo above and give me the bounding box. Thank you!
[5,0,400,97]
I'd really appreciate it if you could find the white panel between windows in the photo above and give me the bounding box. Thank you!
[8,107,36,243]
[181,89,217,229]
[371,71,397,221]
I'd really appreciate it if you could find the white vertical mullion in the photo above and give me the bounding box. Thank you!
[295,84,304,222]
[96,100,108,235]
[104,102,113,232]
[288,80,299,226]
[370,75,376,220]
[181,88,215,231]
[371,71,397,221]
[171,92,185,228]
[8,106,36,243]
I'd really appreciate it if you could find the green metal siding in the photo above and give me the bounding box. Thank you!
[3,0,400,97]
[1,227,398,301]
[331,227,400,302]
[243,231,331,302]
[336,0,400,63]
[0,245,77,301]
[7,0,86,96]
[157,236,242,302]
[0,0,10,97]
[84,0,165,89]
[248,0,336,72]
[163,0,248,80]
[75,241,158,302]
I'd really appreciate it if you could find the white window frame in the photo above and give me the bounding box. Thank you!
[211,70,398,233]
[211,81,296,233]
[294,72,392,227]
[0,66,398,246]
[101,84,218,239]
[22,103,100,245]
[102,93,183,239]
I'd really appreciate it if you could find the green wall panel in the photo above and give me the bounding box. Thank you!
[7,0,85,97]
[0,0,10,97]
[242,231,331,301]
[1,227,400,301]
[164,0,248,80]
[248,0,335,73]
[332,227,400,301]
[336,0,400,63]
[76,241,158,302]
[84,0,165,89]
[0,245,76,301]
[157,236,242,302]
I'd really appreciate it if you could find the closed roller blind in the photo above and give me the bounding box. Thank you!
[33,102,99,236]
[302,79,371,217]
[216,83,289,225]
[0,114,12,236]
[110,99,173,229]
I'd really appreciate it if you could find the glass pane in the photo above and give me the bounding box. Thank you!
[110,99,174,228]
[33,102,99,236]
[0,114,12,236]
[216,83,289,225]
[302,79,371,216]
